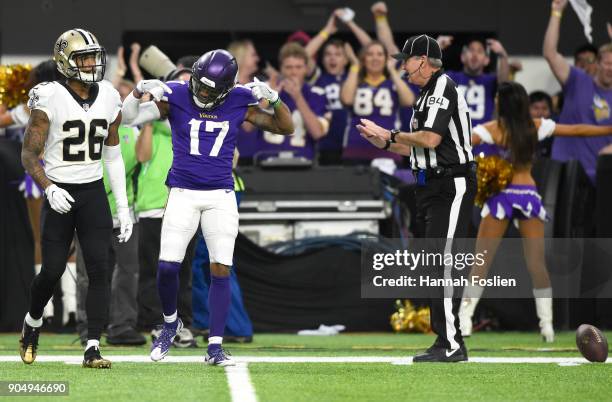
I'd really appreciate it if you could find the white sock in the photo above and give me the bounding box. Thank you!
[463,284,485,299]
[208,336,223,345]
[533,287,553,298]
[86,339,100,351]
[163,311,178,324]
[25,313,43,328]
[62,263,77,322]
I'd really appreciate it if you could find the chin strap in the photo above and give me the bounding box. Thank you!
[192,95,212,109]
[192,91,230,110]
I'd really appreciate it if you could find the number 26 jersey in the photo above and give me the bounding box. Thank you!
[27,80,122,184]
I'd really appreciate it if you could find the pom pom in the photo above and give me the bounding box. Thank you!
[475,155,514,207]
[0,64,33,109]
[390,299,431,333]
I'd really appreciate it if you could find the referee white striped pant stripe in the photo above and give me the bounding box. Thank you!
[442,177,467,351]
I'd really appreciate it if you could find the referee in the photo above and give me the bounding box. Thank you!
[357,34,476,362]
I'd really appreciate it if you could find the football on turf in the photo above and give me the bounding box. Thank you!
[576,324,608,362]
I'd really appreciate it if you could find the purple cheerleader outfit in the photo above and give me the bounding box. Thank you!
[19,174,44,199]
[473,119,557,224]
[481,184,547,223]
[19,160,45,199]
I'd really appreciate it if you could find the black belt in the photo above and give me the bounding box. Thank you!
[413,161,476,181]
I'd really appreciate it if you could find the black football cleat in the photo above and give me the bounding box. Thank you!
[413,345,468,363]
[19,320,40,364]
[82,346,112,369]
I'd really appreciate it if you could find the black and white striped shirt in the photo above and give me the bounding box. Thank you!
[409,70,473,169]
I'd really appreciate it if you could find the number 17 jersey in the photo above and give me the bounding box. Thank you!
[163,81,258,191]
[27,80,122,184]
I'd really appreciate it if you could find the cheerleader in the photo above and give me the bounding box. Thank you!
[460,81,612,342]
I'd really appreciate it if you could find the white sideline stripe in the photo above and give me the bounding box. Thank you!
[225,363,257,402]
[0,355,609,364]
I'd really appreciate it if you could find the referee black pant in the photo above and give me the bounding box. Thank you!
[30,179,112,341]
[415,171,476,350]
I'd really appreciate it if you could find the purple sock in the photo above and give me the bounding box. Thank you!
[208,274,231,349]
[208,343,221,354]
[157,261,181,317]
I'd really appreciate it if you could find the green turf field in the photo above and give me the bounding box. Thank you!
[0,332,610,401]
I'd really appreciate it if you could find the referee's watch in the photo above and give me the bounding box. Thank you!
[389,129,400,143]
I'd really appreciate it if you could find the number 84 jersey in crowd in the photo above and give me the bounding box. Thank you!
[27,80,122,184]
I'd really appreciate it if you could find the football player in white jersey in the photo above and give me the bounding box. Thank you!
[19,28,132,369]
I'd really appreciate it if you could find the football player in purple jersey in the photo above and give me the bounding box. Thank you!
[121,49,293,366]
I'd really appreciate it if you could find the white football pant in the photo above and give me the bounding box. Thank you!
[159,188,238,267]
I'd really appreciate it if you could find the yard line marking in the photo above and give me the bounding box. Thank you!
[0,355,609,364]
[225,363,257,402]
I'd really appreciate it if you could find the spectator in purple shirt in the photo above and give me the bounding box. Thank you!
[228,39,262,164]
[254,43,329,161]
[543,0,612,182]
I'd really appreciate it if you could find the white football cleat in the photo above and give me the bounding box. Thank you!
[150,319,183,362]
[205,347,235,366]
[540,322,555,343]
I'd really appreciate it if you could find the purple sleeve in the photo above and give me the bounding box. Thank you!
[162,80,188,104]
[562,66,582,98]
[233,85,259,107]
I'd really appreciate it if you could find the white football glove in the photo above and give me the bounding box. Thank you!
[45,184,75,214]
[245,77,279,104]
[116,207,133,243]
[136,79,173,102]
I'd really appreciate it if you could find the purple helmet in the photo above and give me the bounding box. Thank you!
[189,49,238,109]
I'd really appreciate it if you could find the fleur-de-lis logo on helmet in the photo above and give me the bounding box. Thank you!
[55,39,68,54]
